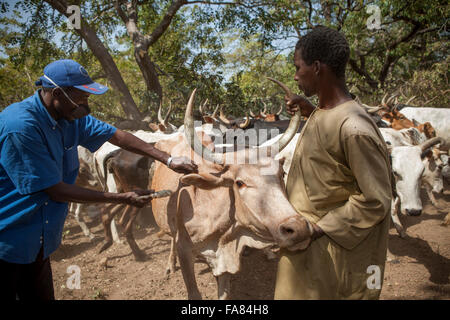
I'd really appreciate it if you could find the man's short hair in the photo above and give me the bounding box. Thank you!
[295,26,350,78]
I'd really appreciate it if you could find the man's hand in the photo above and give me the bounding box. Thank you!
[285,94,315,117]
[122,189,155,208]
[168,156,198,174]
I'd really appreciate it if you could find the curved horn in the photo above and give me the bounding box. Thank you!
[276,112,301,152]
[199,98,209,115]
[158,101,164,124]
[199,100,205,115]
[265,78,301,152]
[267,77,294,98]
[405,96,416,105]
[386,93,398,106]
[261,102,267,116]
[238,113,251,129]
[184,89,224,164]
[381,93,388,106]
[211,104,220,118]
[419,137,444,153]
[164,101,173,126]
[362,104,384,114]
[249,110,257,118]
[260,109,267,118]
[276,104,283,115]
[219,107,231,124]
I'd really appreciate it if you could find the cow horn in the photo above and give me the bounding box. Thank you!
[276,104,283,115]
[265,78,301,152]
[405,96,416,105]
[219,107,231,124]
[260,102,267,117]
[419,137,444,153]
[267,77,294,98]
[238,113,251,129]
[158,101,164,125]
[199,100,205,115]
[362,104,383,114]
[386,94,398,107]
[381,93,388,106]
[184,89,224,164]
[199,98,209,115]
[250,110,257,118]
[211,104,220,119]
[164,101,173,126]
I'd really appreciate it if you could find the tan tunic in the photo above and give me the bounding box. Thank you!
[275,100,392,300]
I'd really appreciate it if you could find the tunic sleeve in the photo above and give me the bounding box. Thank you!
[316,134,392,250]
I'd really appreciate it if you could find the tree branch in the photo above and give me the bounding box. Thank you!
[143,0,188,48]
[348,57,378,89]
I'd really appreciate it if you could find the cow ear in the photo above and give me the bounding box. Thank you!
[158,124,167,132]
[181,173,234,189]
[203,116,214,124]
[149,123,159,132]
[421,149,433,159]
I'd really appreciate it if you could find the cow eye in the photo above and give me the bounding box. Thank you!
[236,180,247,188]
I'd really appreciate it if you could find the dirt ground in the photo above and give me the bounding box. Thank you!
[51,184,450,300]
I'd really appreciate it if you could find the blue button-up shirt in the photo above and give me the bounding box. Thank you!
[0,90,116,264]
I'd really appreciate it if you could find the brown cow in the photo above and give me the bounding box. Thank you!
[151,85,312,300]
[374,96,437,139]
[260,103,283,122]
[98,149,155,261]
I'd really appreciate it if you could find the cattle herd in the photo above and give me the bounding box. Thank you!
[70,81,449,299]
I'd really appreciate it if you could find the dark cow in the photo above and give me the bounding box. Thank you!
[98,148,155,261]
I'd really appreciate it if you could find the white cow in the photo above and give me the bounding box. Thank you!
[71,145,122,243]
[380,128,445,237]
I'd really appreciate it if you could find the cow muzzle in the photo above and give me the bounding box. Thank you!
[405,209,422,216]
[277,216,311,251]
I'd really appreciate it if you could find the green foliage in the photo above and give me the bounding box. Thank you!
[0,0,448,118]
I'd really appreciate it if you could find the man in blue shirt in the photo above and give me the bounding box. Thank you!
[0,59,197,300]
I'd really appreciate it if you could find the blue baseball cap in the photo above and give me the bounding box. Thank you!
[35,59,108,95]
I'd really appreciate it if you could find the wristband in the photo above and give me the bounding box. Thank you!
[166,156,173,167]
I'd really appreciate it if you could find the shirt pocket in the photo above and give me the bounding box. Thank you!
[63,146,79,174]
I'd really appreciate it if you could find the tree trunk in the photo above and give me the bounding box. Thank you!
[44,0,142,121]
[134,46,162,102]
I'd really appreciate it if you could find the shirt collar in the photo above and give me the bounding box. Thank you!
[34,90,58,129]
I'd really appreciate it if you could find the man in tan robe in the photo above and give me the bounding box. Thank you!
[274,26,392,300]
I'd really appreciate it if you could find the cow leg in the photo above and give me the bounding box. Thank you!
[165,238,177,277]
[99,203,125,253]
[118,208,130,227]
[443,213,450,226]
[216,273,231,300]
[110,219,122,244]
[425,185,439,208]
[390,197,406,238]
[123,206,146,261]
[73,203,96,240]
[176,232,201,300]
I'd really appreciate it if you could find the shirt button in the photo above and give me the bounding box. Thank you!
[45,202,48,205]
[45,220,49,224]
[52,126,56,130]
